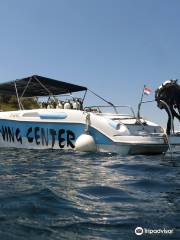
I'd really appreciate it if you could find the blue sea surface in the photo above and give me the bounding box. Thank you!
[0,149,179,240]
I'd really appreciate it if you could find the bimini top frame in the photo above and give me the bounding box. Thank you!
[0,75,87,97]
[0,74,123,113]
[0,75,88,110]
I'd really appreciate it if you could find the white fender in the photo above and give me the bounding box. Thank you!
[75,133,97,152]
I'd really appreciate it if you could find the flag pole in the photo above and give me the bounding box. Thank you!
[137,85,146,119]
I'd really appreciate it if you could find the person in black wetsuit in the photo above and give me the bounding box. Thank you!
[155,80,180,135]
[158,101,180,135]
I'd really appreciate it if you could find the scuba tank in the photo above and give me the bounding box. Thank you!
[56,100,63,109]
[64,100,71,109]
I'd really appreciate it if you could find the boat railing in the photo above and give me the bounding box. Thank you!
[84,105,136,118]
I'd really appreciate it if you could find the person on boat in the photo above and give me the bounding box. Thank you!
[155,80,180,135]
[157,101,180,135]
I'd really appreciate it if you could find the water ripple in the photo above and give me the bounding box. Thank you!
[0,149,179,239]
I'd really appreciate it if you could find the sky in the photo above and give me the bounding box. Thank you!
[0,0,180,128]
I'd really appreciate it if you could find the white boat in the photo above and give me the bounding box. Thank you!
[84,105,168,154]
[0,75,168,154]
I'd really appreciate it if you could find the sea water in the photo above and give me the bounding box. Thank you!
[0,149,179,240]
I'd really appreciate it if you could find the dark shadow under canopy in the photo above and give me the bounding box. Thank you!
[0,75,87,97]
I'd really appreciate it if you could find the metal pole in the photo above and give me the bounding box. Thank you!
[14,81,22,110]
[88,89,118,114]
[137,85,145,119]
[82,89,87,104]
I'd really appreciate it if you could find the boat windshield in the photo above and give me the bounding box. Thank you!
[84,105,136,118]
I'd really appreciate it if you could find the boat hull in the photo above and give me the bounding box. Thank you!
[166,135,180,153]
[0,109,168,155]
[0,118,132,154]
[128,143,168,155]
